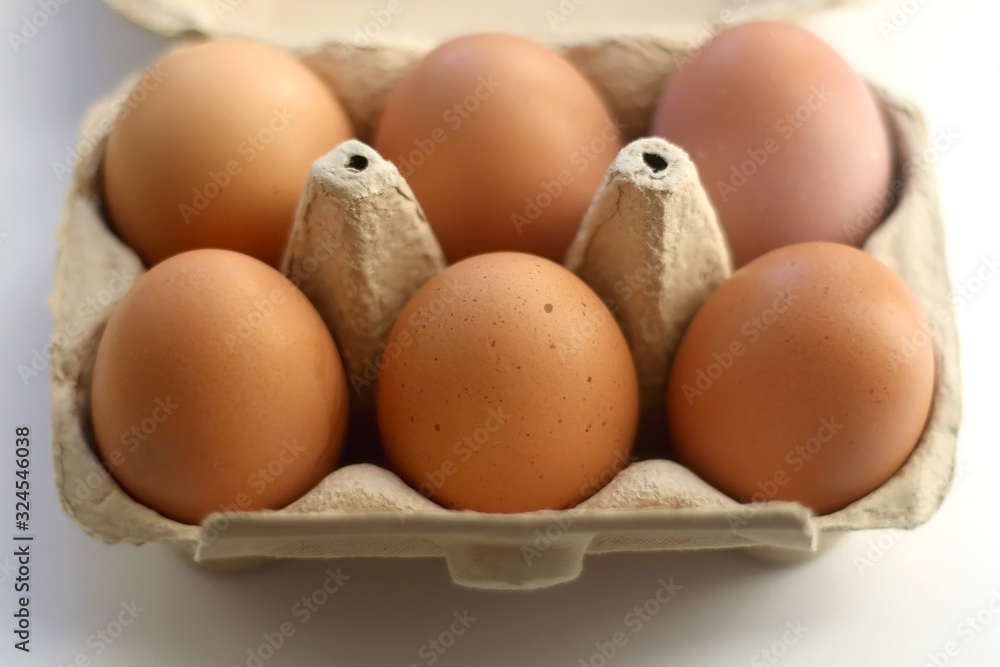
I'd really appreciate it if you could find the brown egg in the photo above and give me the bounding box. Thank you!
[103,40,354,267]
[374,34,621,263]
[377,252,639,512]
[651,22,893,267]
[90,249,349,524]
[666,242,935,515]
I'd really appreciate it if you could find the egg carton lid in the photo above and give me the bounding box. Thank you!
[102,0,863,47]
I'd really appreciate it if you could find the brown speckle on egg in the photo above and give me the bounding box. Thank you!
[667,242,935,515]
[377,252,639,512]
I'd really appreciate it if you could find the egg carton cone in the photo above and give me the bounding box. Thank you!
[49,34,960,590]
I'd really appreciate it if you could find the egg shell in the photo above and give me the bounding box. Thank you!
[374,33,622,263]
[90,249,350,524]
[376,252,640,513]
[651,22,893,267]
[667,242,936,515]
[102,40,354,267]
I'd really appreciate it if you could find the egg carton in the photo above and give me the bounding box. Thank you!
[50,30,960,589]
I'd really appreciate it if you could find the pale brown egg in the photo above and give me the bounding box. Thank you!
[651,22,893,267]
[90,249,349,524]
[374,34,622,263]
[377,252,639,513]
[666,242,935,515]
[103,40,354,267]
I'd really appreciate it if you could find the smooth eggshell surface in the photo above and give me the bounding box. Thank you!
[652,22,893,267]
[666,242,935,515]
[103,40,354,268]
[377,252,639,513]
[90,249,349,524]
[375,34,622,263]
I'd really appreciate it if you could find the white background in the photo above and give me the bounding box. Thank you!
[1,0,999,665]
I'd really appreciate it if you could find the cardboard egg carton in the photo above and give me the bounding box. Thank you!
[50,10,960,590]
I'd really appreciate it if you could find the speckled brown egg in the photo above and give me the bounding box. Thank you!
[376,252,639,513]
[666,242,935,515]
[90,249,349,524]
